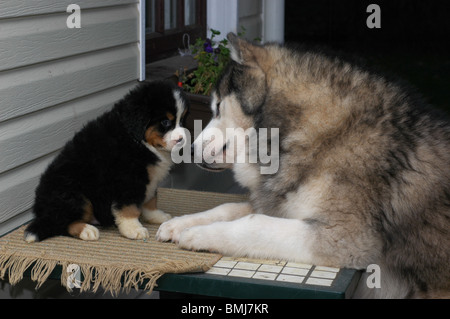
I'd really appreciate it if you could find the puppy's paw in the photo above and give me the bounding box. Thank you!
[79,224,100,241]
[24,232,38,243]
[134,226,150,240]
[142,209,172,224]
[119,224,149,240]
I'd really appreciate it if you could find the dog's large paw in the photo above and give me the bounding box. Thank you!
[156,215,194,243]
[178,225,219,253]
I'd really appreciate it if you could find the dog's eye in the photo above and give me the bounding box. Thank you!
[161,119,172,128]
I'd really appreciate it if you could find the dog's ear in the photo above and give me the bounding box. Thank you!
[227,32,246,64]
[227,33,267,114]
[227,33,270,72]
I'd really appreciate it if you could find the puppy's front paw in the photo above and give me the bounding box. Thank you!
[120,224,149,240]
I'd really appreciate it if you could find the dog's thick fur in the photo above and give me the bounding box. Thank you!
[157,34,450,298]
[26,81,189,242]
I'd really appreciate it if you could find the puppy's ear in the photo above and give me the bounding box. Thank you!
[120,105,149,142]
[115,89,149,143]
[227,32,270,72]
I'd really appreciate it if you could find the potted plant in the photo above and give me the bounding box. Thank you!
[179,29,231,96]
[176,28,246,136]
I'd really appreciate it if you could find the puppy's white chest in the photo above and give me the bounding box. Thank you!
[145,154,172,202]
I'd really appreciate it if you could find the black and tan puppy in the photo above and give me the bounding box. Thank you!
[25,81,189,242]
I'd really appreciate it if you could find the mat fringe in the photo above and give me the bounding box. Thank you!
[0,252,220,296]
[0,188,243,296]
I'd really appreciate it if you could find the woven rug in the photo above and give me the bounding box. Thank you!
[0,188,248,295]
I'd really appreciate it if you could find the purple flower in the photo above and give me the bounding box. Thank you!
[204,39,213,53]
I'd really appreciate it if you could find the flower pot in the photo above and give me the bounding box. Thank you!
[184,92,212,139]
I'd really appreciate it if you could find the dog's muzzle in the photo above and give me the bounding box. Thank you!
[191,143,228,172]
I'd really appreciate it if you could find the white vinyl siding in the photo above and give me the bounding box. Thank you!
[238,0,263,41]
[0,0,137,18]
[0,1,141,235]
[207,0,284,43]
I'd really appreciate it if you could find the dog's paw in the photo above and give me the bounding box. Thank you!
[178,226,218,252]
[79,224,100,241]
[142,209,172,224]
[120,225,149,240]
[156,216,192,243]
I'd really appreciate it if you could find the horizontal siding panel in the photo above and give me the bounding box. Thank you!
[0,154,56,224]
[0,1,142,234]
[0,5,139,72]
[0,81,138,174]
[0,209,33,237]
[0,44,139,123]
[0,0,138,19]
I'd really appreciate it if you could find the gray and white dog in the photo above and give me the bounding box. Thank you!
[158,33,450,298]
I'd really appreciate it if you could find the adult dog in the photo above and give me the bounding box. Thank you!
[157,34,450,298]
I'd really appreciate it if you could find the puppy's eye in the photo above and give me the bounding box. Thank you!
[161,119,172,128]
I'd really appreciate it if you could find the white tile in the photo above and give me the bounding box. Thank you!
[214,260,238,268]
[314,266,340,273]
[206,267,230,276]
[310,270,337,279]
[285,262,313,269]
[235,262,261,271]
[228,269,255,278]
[256,259,286,266]
[234,257,282,265]
[276,274,304,284]
[282,267,309,276]
[220,256,236,261]
[258,264,283,273]
[253,272,278,281]
[306,277,333,287]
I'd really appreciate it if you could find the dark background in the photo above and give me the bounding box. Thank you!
[284,0,450,114]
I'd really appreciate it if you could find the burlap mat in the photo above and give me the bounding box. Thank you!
[0,188,248,295]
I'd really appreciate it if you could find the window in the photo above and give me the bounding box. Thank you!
[146,0,207,61]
